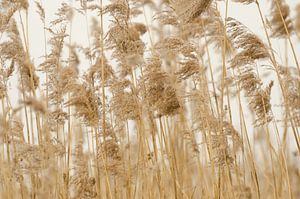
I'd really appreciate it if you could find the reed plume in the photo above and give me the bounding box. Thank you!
[268,0,294,38]
[66,81,100,127]
[279,66,300,126]
[70,142,97,199]
[140,56,180,117]
[170,0,213,24]
[227,17,273,126]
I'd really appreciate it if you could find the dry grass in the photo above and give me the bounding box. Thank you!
[0,0,299,198]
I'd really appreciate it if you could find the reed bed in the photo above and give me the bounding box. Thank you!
[0,0,299,198]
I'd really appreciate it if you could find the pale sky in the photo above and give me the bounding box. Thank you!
[20,0,299,68]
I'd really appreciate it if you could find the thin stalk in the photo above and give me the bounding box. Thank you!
[18,11,42,144]
[232,67,261,198]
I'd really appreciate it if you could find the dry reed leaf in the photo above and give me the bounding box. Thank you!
[21,96,47,114]
[231,0,255,4]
